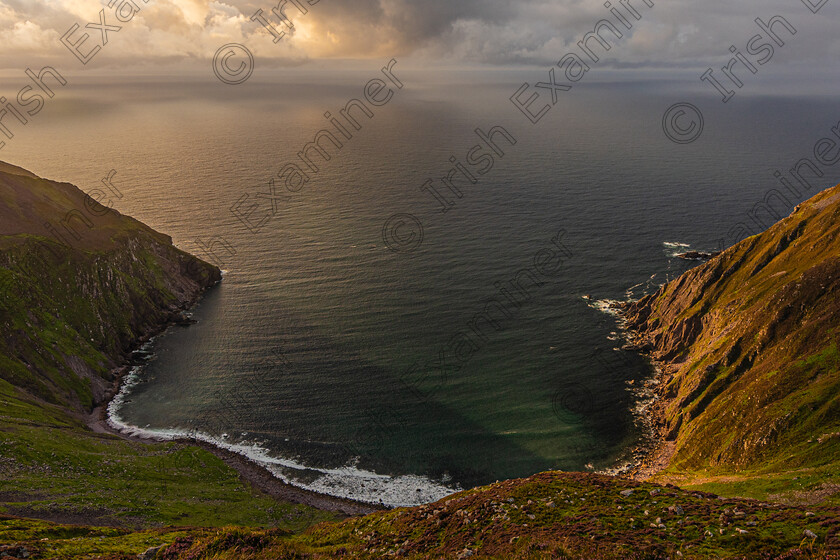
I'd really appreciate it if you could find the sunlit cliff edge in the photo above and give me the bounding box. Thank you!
[621,184,840,506]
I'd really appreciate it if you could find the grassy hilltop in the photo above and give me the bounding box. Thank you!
[1,162,839,559]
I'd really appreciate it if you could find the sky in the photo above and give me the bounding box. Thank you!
[1,0,839,71]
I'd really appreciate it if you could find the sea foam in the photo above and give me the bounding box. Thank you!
[107,359,458,508]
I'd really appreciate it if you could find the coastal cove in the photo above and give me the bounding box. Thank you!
[5,0,840,553]
[3,162,838,556]
[6,80,840,512]
[96,230,652,511]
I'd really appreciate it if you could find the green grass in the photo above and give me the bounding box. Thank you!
[0,378,336,530]
[0,170,339,535]
[6,471,826,560]
[8,470,838,559]
[0,516,202,559]
[667,466,840,506]
[291,472,840,559]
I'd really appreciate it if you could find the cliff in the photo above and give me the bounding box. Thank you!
[621,184,840,497]
[0,162,337,530]
[0,162,220,411]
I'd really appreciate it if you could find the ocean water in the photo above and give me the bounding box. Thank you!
[6,67,840,506]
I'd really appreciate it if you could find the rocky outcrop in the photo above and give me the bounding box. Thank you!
[676,250,722,261]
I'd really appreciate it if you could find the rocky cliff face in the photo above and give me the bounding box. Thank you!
[621,185,840,476]
[0,162,220,412]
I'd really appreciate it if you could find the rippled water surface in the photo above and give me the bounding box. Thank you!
[8,69,839,505]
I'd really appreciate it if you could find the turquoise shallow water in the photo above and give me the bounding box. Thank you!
[7,69,840,505]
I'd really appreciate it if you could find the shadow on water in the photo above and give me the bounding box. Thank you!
[122,286,647,492]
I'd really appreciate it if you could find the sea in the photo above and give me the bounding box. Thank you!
[5,64,840,507]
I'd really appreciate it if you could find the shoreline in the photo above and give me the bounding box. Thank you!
[589,298,675,483]
[90,285,670,518]
[612,301,676,483]
[86,401,383,516]
[86,282,385,518]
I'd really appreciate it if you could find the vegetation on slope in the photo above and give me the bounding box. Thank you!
[0,373,335,529]
[0,162,220,409]
[621,185,840,504]
[0,162,335,529]
[2,472,838,559]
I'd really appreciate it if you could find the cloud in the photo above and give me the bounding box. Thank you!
[0,0,837,69]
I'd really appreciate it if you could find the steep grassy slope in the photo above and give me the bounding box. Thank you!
[621,185,840,502]
[0,163,221,409]
[0,162,335,529]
